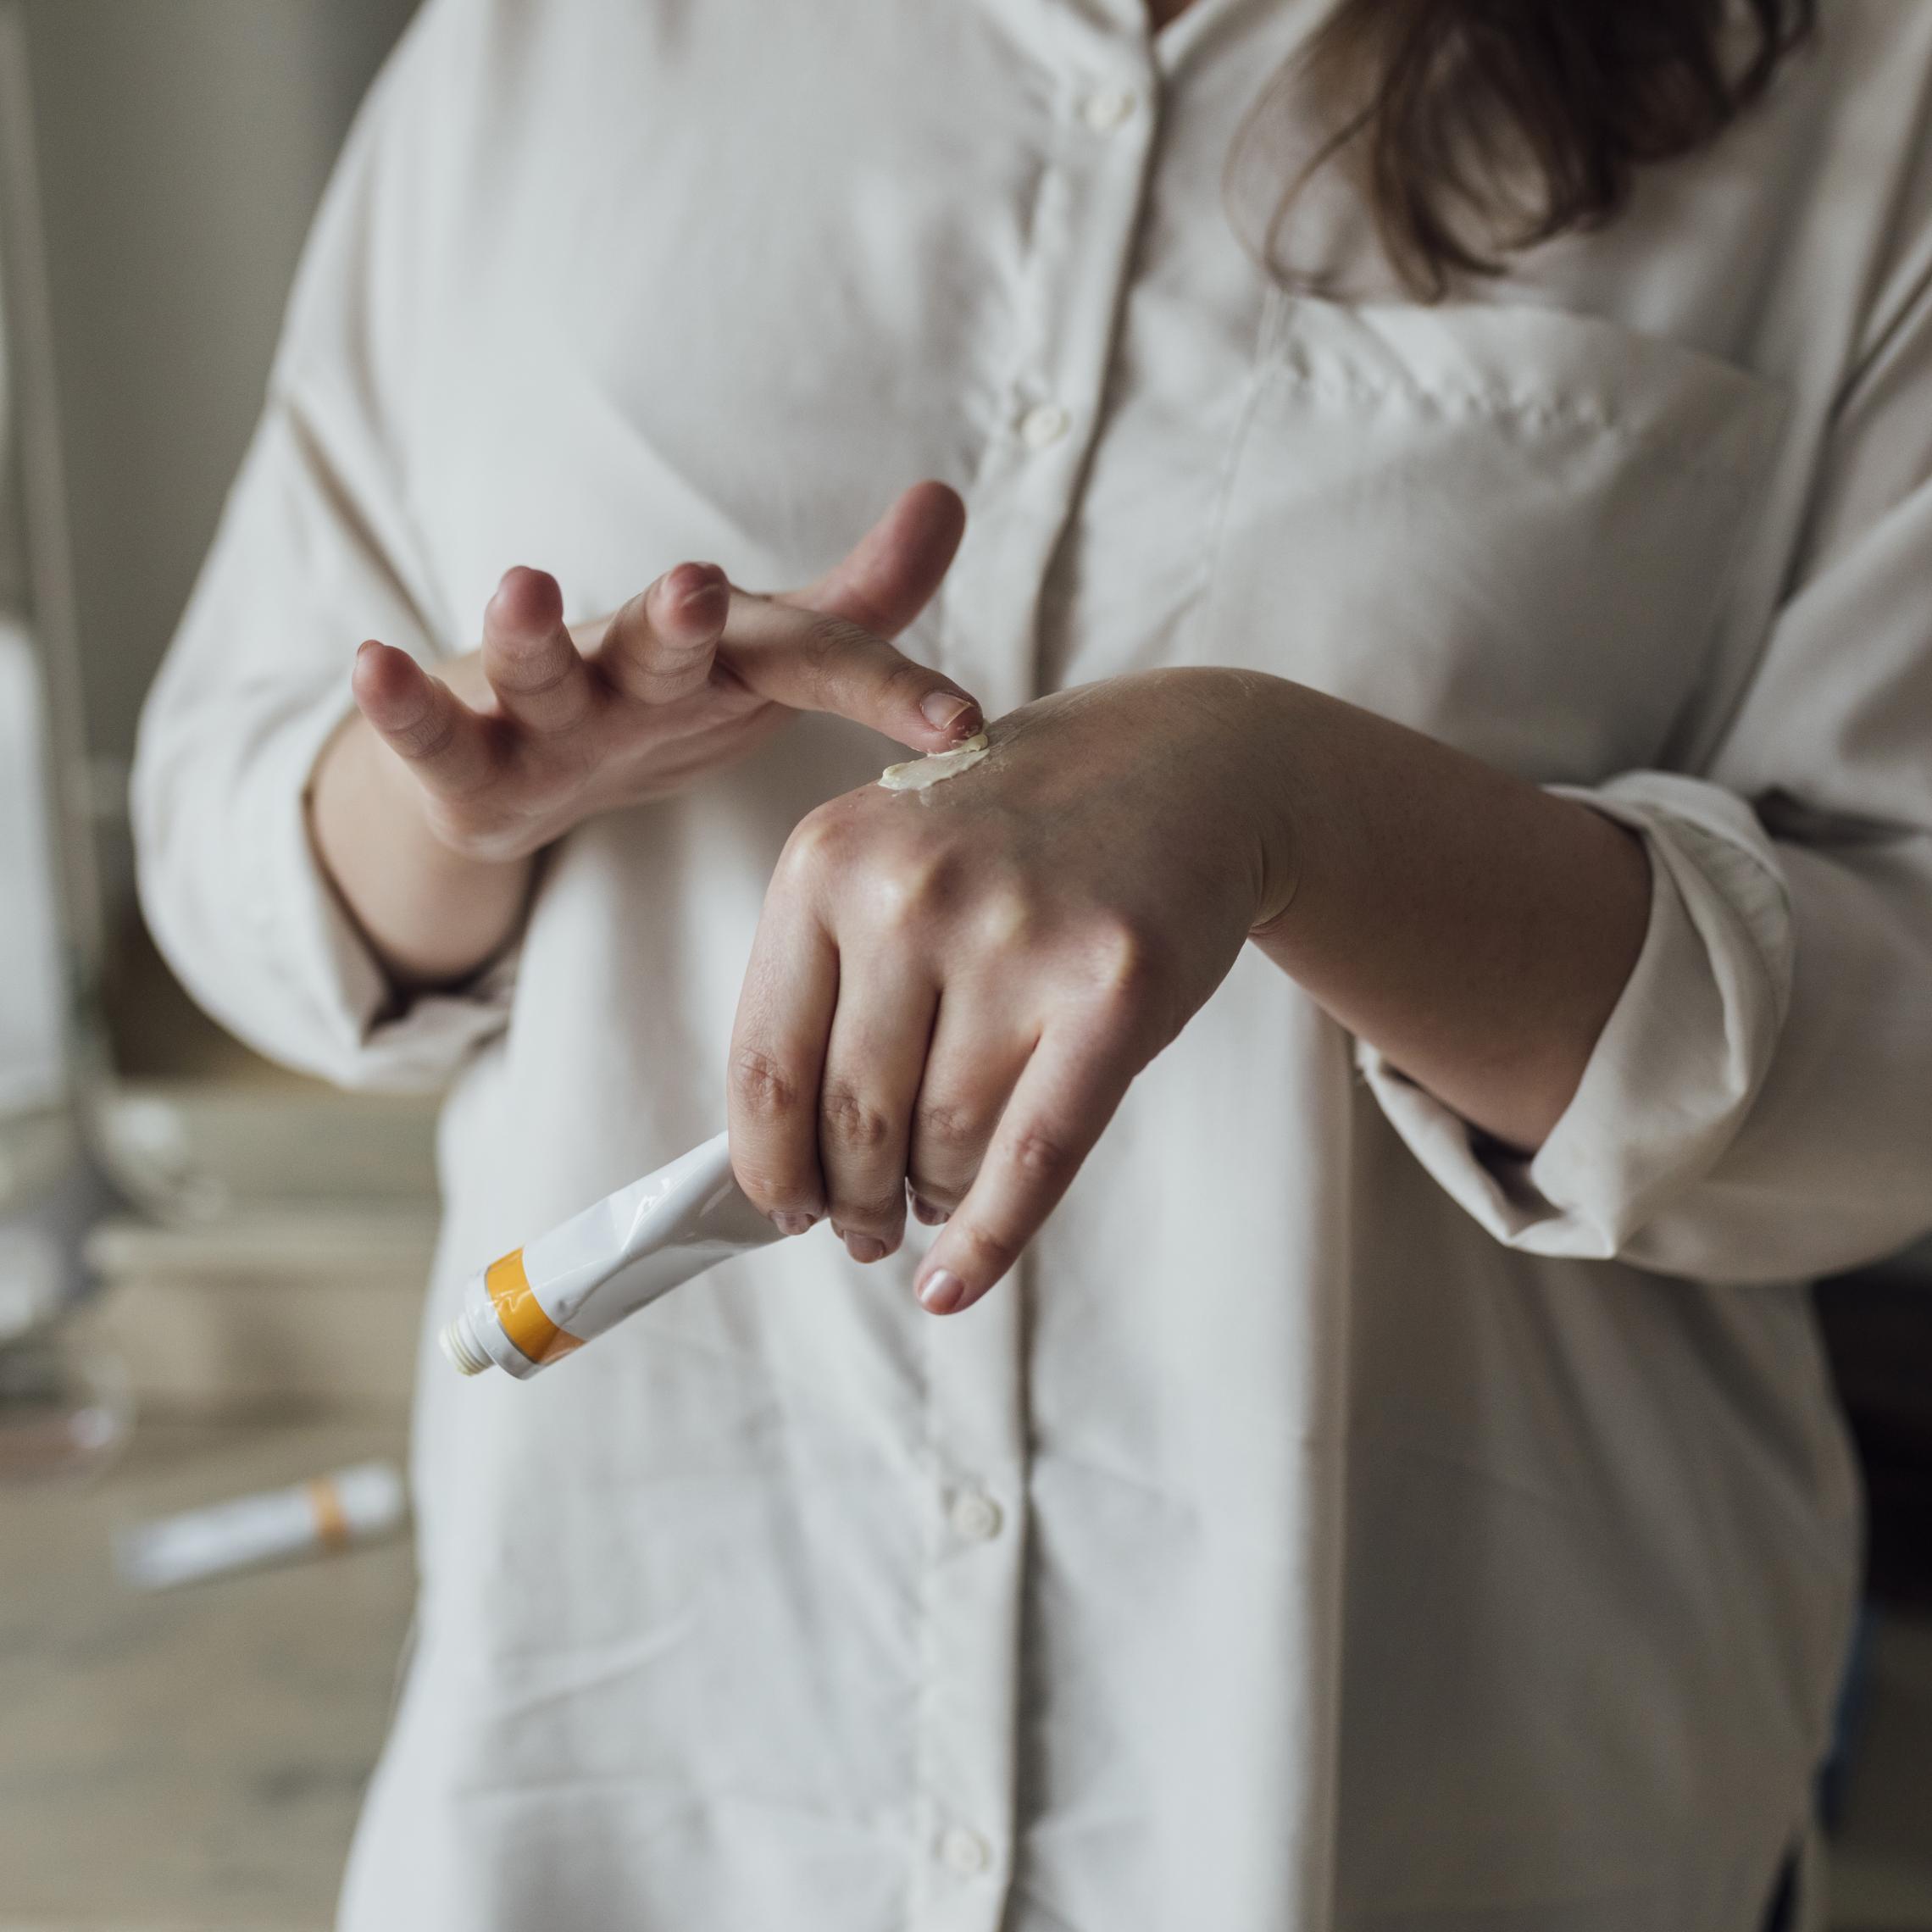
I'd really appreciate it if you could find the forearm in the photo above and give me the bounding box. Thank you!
[307,698,534,991]
[1246,678,1652,1154]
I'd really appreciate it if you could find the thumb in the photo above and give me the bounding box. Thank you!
[779,480,967,639]
[724,480,981,751]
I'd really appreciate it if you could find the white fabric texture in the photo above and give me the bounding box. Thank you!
[130,0,1932,1926]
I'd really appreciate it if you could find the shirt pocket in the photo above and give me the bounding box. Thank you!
[1191,291,1790,780]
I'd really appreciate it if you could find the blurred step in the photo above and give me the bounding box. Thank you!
[84,1211,436,1418]
[92,1079,438,1224]
[0,1104,78,1219]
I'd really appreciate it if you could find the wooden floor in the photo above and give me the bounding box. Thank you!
[1,1417,1928,1930]
[0,1418,412,1932]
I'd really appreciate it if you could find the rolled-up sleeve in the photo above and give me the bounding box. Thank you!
[1359,772,1801,1269]
[132,2,514,1093]
[1363,175,1932,1285]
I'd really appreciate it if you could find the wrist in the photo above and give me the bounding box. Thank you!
[1175,668,1306,936]
[1246,736,1304,940]
[309,708,535,989]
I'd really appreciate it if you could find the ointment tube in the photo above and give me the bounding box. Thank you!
[439,1131,779,1381]
[116,1461,407,1590]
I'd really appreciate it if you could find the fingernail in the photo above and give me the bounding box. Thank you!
[910,1195,950,1226]
[920,691,979,737]
[772,1209,816,1237]
[918,1269,967,1315]
[844,1233,888,1264]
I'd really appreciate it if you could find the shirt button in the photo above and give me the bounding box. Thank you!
[939,1825,993,1877]
[1019,402,1071,450]
[948,1489,1003,1541]
[1080,85,1139,133]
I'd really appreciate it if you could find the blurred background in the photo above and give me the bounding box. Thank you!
[0,3,1925,1927]
[0,4,428,1924]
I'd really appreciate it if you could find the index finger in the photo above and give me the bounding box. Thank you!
[719,593,983,752]
[726,852,839,1235]
[910,1019,1141,1318]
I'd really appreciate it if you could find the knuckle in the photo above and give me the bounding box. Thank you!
[397,703,455,765]
[737,1167,815,1217]
[800,617,916,709]
[798,613,861,673]
[874,652,931,708]
[729,1045,802,1121]
[1085,917,1163,1011]
[970,882,1035,952]
[402,725,495,805]
[820,1080,894,1154]
[491,640,575,700]
[915,1099,985,1161]
[1008,1124,1078,1187]
[779,806,852,884]
[1090,916,1152,985]
[869,855,949,933]
[951,1219,1019,1280]
[907,1175,961,1215]
[646,617,714,668]
[830,1189,904,1231]
[605,592,711,690]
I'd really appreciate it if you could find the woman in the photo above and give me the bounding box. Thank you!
[135,0,1929,1924]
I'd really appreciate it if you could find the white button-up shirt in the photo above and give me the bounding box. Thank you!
[134,0,1932,1925]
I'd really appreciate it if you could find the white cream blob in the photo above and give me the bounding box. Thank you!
[877,731,991,792]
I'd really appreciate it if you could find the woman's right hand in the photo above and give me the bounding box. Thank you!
[309,480,978,985]
[351,480,979,863]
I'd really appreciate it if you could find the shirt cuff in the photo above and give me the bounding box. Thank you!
[1356,773,1793,1262]
[247,681,519,1091]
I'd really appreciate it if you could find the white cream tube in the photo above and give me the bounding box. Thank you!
[439,1130,780,1381]
[116,1461,407,1590]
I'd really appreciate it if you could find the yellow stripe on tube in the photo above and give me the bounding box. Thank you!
[485,1249,586,1368]
[305,1477,351,1551]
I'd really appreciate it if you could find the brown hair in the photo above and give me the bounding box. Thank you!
[1235,0,1817,300]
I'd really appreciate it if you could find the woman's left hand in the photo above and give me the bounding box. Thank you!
[727,669,1301,1316]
